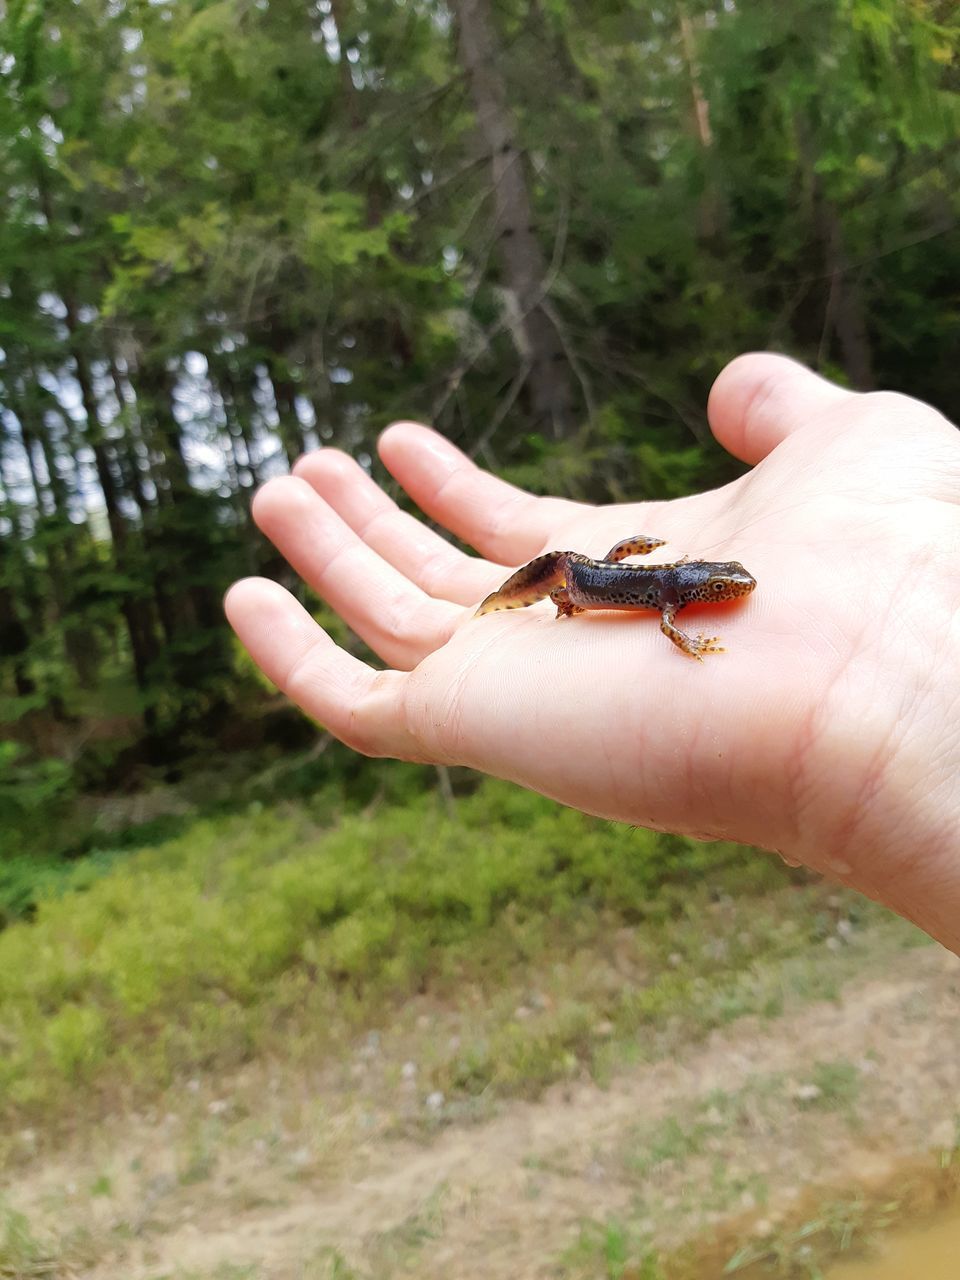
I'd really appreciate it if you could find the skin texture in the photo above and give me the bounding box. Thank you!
[475,543,757,657]
[225,354,960,955]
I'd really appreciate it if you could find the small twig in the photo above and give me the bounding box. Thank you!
[434,765,457,819]
[432,187,573,425]
[468,359,531,460]
[540,296,595,423]
[817,271,838,371]
[403,154,488,212]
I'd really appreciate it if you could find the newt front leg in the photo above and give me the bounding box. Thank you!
[659,604,724,662]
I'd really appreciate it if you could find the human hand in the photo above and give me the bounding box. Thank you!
[225,354,960,952]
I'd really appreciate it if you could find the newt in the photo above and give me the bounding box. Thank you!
[476,535,757,660]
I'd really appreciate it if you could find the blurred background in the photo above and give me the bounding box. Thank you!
[1,1,959,1277]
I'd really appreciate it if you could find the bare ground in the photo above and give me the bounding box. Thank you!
[6,938,960,1280]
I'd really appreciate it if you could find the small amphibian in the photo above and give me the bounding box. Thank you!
[476,535,757,660]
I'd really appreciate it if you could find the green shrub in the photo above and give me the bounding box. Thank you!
[0,779,795,1122]
[0,741,74,865]
[0,849,126,928]
[0,741,72,816]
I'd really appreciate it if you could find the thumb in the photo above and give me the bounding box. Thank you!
[708,353,856,464]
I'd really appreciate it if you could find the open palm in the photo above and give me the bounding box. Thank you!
[226,354,960,951]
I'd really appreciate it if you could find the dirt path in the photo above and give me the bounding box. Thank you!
[8,941,959,1279]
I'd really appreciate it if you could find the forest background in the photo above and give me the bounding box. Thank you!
[0,5,959,1267]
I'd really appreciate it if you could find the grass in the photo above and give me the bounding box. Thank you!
[0,779,774,1123]
[554,1058,949,1279]
[800,1060,862,1116]
[557,1107,960,1280]
[624,1113,720,1179]
[721,1194,897,1278]
[367,1185,448,1271]
[243,1194,449,1280]
[559,1217,665,1279]
[615,1068,862,1213]
[561,1162,960,1280]
[0,758,945,1280]
[0,776,925,1135]
[0,1204,51,1279]
[0,1201,100,1279]
[150,1268,260,1280]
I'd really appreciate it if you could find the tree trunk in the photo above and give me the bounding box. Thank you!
[454,0,575,438]
[109,356,155,517]
[0,414,46,646]
[134,356,193,500]
[211,360,262,489]
[24,365,101,690]
[797,120,875,391]
[678,8,713,150]
[62,307,163,737]
[269,368,308,469]
[0,540,35,700]
[528,0,597,104]
[9,374,46,511]
[327,0,388,227]
[678,6,724,242]
[821,207,875,391]
[131,353,231,705]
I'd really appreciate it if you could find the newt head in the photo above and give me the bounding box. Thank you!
[701,562,757,601]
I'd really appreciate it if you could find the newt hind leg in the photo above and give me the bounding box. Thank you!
[476,552,568,616]
[550,586,585,618]
[604,535,667,563]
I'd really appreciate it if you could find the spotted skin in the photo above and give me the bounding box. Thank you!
[475,534,757,660]
[603,535,667,563]
[474,551,568,613]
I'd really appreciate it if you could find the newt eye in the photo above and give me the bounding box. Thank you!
[712,581,726,592]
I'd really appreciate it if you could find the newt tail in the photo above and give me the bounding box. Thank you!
[476,552,569,615]
[476,535,668,617]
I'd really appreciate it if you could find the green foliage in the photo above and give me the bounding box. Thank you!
[0,742,74,868]
[0,1203,49,1279]
[0,10,954,1184]
[0,779,786,1121]
[0,1199,97,1279]
[1,0,959,781]
[560,1217,664,1280]
[0,741,72,819]
[624,1114,716,1179]
[0,856,90,927]
[723,1193,895,1277]
[801,1059,863,1112]
[0,771,919,1129]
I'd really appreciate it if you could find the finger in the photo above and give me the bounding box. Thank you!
[251,476,461,670]
[224,578,424,759]
[377,421,582,564]
[708,353,857,464]
[293,449,505,605]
